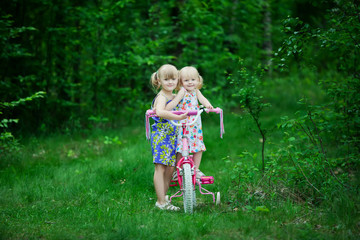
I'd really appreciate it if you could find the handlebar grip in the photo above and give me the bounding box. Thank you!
[206,107,221,114]
[146,109,155,116]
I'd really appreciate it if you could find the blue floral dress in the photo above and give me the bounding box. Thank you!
[151,98,177,167]
[176,90,206,153]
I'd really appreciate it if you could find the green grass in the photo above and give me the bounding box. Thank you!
[1,111,358,239]
[0,75,358,239]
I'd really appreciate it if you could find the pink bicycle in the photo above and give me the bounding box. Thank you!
[146,107,224,213]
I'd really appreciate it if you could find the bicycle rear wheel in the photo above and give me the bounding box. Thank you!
[182,163,194,213]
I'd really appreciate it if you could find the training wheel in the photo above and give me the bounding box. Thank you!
[216,192,221,205]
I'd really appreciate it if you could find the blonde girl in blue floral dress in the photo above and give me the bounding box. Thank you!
[171,66,213,180]
[150,64,187,211]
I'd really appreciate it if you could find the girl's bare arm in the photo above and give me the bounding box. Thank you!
[165,87,186,111]
[196,89,213,109]
[155,95,188,120]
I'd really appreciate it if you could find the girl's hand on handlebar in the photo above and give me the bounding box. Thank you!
[205,103,214,109]
[177,112,188,120]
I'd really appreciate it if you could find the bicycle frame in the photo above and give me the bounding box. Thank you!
[174,121,197,189]
[170,119,216,203]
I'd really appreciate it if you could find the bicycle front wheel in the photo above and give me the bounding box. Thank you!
[182,163,194,214]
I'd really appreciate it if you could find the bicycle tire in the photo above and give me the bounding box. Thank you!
[193,188,197,208]
[183,163,194,213]
[216,192,221,205]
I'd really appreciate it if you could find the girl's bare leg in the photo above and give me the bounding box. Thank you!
[164,166,174,194]
[176,152,182,162]
[171,153,183,177]
[193,151,203,169]
[154,164,166,205]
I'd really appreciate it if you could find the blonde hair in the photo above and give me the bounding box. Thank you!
[150,64,179,91]
[179,66,203,89]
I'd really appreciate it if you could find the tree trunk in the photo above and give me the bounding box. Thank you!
[262,0,272,74]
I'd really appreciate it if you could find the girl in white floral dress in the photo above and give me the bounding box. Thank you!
[169,66,213,179]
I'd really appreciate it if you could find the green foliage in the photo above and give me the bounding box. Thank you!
[230,59,271,171]
[227,0,359,224]
[0,15,37,58]
[2,0,356,136]
[0,0,294,134]
[264,74,360,203]
[275,0,360,75]
[230,60,270,111]
[267,0,360,203]
[103,136,122,145]
[0,92,46,154]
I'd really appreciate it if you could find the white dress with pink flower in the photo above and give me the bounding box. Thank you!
[176,90,206,153]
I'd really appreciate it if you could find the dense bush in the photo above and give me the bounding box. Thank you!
[229,0,359,208]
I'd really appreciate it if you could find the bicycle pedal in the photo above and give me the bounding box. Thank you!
[170,181,178,187]
[200,176,214,184]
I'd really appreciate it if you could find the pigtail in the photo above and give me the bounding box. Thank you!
[198,75,203,89]
[150,72,160,91]
[175,70,181,91]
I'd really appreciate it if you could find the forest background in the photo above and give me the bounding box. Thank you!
[0,0,359,239]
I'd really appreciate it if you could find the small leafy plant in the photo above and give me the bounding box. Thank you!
[0,91,45,154]
[230,59,271,172]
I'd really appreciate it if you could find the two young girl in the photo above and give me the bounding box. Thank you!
[149,64,213,211]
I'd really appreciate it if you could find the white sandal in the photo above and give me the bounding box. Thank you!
[196,169,206,180]
[155,202,180,211]
[171,171,178,181]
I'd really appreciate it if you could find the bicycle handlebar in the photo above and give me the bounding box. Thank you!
[145,107,222,117]
[145,107,225,140]
[170,109,204,127]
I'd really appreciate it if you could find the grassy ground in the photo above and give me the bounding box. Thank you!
[0,111,357,239]
[1,76,358,239]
